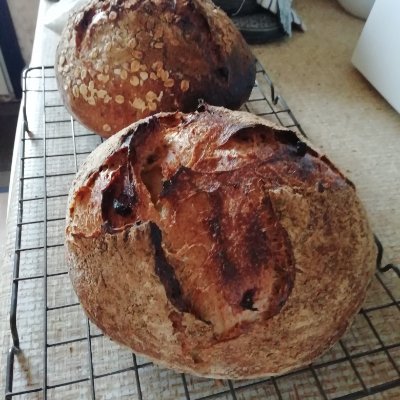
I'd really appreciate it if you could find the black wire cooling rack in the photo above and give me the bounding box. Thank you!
[4,64,400,400]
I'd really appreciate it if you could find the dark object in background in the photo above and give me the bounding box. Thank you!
[0,101,20,171]
[232,8,286,44]
[0,0,25,99]
[213,0,260,15]
[213,0,285,43]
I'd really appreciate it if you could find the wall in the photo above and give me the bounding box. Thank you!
[7,0,40,64]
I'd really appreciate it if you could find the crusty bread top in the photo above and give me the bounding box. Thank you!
[56,0,255,137]
[66,106,376,378]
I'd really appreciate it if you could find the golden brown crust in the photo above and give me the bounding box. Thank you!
[55,0,255,137]
[66,106,377,378]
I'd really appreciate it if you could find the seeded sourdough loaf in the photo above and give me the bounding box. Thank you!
[55,0,256,137]
[66,106,377,378]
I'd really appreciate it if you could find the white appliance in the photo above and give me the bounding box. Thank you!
[338,0,375,20]
[352,0,400,113]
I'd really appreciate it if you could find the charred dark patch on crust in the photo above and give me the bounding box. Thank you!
[216,66,229,81]
[217,251,238,282]
[109,0,125,14]
[207,192,239,283]
[197,101,207,112]
[240,289,258,311]
[177,14,194,34]
[208,215,221,238]
[274,129,308,148]
[160,166,191,198]
[245,215,268,269]
[317,181,325,193]
[113,194,134,216]
[295,140,308,157]
[149,222,190,313]
[231,126,261,143]
[268,135,317,165]
[101,165,138,230]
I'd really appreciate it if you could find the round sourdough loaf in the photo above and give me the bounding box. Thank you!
[65,106,376,378]
[55,0,255,137]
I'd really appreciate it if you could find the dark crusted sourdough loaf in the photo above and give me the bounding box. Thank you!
[65,106,376,378]
[55,0,255,137]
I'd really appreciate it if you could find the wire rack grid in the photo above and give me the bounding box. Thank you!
[4,63,400,400]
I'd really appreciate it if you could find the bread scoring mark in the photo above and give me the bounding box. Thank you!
[74,8,96,49]
[126,116,160,163]
[207,191,239,283]
[207,185,294,316]
[217,251,238,282]
[157,159,296,325]
[245,214,268,269]
[149,222,190,313]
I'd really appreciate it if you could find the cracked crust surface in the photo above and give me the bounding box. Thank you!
[55,0,255,137]
[66,105,376,378]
